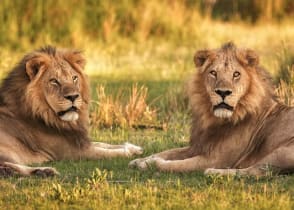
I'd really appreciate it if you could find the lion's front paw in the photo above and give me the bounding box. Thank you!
[204,168,218,175]
[128,156,163,170]
[128,158,142,168]
[124,143,143,156]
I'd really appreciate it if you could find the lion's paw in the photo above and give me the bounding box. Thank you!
[128,158,142,168]
[124,143,143,156]
[204,168,218,175]
[31,167,60,177]
[0,163,15,176]
[129,156,163,170]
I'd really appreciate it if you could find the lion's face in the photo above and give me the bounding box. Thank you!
[203,55,250,119]
[24,47,89,125]
[41,60,83,121]
[194,43,259,120]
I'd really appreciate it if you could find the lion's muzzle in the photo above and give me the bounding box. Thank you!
[213,102,234,118]
[58,106,79,121]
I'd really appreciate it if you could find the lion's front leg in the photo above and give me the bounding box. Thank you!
[84,142,143,159]
[129,147,210,172]
[130,155,214,172]
[151,155,216,172]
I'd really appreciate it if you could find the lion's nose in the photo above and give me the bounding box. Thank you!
[64,94,79,102]
[215,89,232,99]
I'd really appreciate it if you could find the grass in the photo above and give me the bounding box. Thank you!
[2,126,294,209]
[90,84,159,129]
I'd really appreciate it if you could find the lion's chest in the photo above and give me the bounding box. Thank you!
[200,123,256,168]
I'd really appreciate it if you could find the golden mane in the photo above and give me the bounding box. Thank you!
[0,46,90,148]
[187,43,278,155]
[188,64,276,128]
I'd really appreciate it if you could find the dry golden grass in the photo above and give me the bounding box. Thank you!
[276,65,294,106]
[90,84,159,129]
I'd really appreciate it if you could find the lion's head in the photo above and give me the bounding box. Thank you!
[0,46,90,130]
[189,42,276,128]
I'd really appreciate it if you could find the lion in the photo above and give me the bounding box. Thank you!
[129,42,294,176]
[0,46,143,177]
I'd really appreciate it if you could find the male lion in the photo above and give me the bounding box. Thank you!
[0,46,142,177]
[129,42,294,176]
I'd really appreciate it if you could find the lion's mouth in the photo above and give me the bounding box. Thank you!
[58,106,79,122]
[213,102,233,111]
[57,106,78,116]
[213,102,234,118]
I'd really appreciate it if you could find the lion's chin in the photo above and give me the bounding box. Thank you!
[60,111,79,122]
[213,109,233,119]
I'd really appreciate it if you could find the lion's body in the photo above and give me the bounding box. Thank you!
[129,42,294,176]
[0,114,87,164]
[0,47,142,177]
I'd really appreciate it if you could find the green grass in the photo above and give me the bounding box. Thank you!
[1,129,294,209]
[2,127,294,210]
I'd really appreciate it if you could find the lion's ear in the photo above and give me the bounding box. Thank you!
[194,50,211,68]
[25,55,49,80]
[64,51,86,71]
[245,50,259,67]
[237,49,259,67]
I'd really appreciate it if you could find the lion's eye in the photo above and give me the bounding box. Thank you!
[73,76,78,83]
[209,70,217,78]
[50,78,60,86]
[233,71,241,78]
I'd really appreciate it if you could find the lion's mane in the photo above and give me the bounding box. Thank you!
[0,46,91,150]
[187,43,278,156]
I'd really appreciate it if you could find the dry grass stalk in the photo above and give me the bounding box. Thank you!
[276,65,294,106]
[276,82,294,106]
[90,84,159,129]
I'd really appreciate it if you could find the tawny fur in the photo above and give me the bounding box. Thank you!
[129,42,294,176]
[0,46,143,177]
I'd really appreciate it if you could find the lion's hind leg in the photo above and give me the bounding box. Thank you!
[204,167,265,176]
[0,162,59,177]
[205,146,294,176]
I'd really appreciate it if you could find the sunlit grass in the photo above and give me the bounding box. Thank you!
[90,84,159,129]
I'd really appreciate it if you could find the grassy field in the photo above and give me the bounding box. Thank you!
[1,1,294,209]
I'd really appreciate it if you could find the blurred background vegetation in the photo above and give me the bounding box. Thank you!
[0,0,293,76]
[0,0,294,47]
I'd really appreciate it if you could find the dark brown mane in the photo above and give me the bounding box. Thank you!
[38,45,57,56]
[221,41,236,51]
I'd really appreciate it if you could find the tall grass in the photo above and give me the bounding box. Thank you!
[90,84,159,129]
